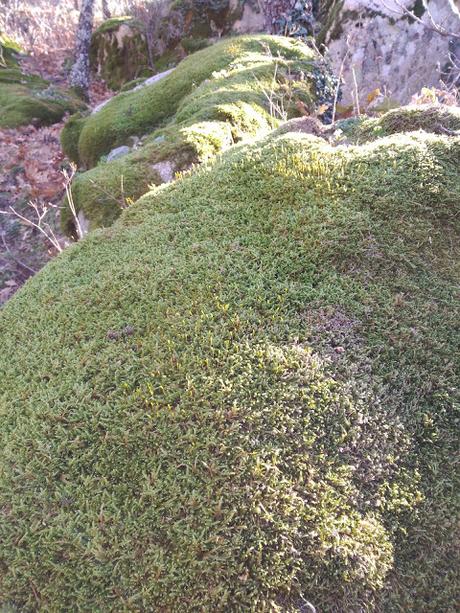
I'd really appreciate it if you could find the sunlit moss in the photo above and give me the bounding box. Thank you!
[1,128,458,610]
[61,34,324,234]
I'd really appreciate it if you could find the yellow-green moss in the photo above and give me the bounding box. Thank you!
[61,34,334,233]
[1,130,459,610]
[62,119,239,235]
[67,35,319,168]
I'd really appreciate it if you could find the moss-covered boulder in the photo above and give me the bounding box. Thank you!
[61,34,336,235]
[0,74,86,129]
[0,35,86,129]
[90,16,152,90]
[337,104,460,143]
[1,119,459,610]
[0,33,23,68]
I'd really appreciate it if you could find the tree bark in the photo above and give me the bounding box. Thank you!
[102,0,111,20]
[70,0,95,101]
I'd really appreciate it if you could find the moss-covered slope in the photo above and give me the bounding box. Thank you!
[0,35,86,129]
[1,126,458,610]
[61,34,334,234]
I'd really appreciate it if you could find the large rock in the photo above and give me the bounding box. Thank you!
[90,17,151,90]
[61,34,337,235]
[1,106,459,611]
[89,2,269,90]
[319,0,460,104]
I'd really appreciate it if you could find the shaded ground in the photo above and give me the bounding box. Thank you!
[0,52,111,304]
[0,122,65,302]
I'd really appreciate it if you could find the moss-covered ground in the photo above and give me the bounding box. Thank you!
[0,125,458,610]
[61,34,333,233]
[0,36,86,129]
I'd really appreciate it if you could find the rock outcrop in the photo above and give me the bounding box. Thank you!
[89,2,268,90]
[319,0,460,104]
[90,1,460,105]
[90,17,152,90]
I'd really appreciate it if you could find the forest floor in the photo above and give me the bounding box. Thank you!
[0,51,110,304]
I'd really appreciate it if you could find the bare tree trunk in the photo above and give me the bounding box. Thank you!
[70,0,95,101]
[102,0,111,20]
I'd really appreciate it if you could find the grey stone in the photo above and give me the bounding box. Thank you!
[132,68,174,92]
[107,145,130,162]
[151,160,175,183]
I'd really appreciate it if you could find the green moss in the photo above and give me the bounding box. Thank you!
[152,48,184,73]
[0,67,46,87]
[60,112,89,164]
[62,117,246,234]
[62,35,327,232]
[0,47,86,128]
[1,129,459,610]
[119,77,148,92]
[338,104,460,144]
[70,35,318,167]
[180,36,211,54]
[0,33,23,67]
[0,81,86,129]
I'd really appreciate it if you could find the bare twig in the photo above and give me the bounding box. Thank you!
[62,163,85,239]
[0,202,63,252]
[0,231,37,274]
[88,175,129,210]
[381,0,460,40]
[351,65,361,116]
[332,46,350,123]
